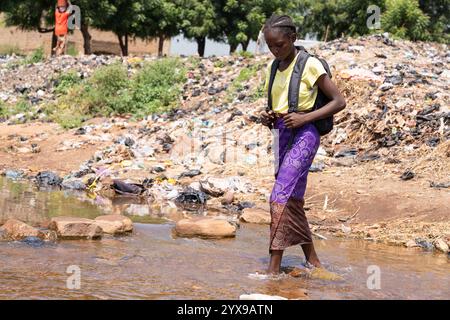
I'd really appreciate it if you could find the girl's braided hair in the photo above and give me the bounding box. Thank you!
[263,14,297,37]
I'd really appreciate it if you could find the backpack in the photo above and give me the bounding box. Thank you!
[266,46,334,137]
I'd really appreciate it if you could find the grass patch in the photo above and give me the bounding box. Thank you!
[186,56,201,70]
[46,103,86,129]
[235,50,255,59]
[21,47,45,65]
[250,81,266,102]
[0,98,32,122]
[226,63,262,102]
[4,47,46,68]
[131,58,186,117]
[11,99,31,114]
[67,43,79,57]
[214,60,226,68]
[54,71,82,96]
[0,100,7,119]
[46,58,186,128]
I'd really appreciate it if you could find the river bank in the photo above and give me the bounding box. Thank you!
[0,122,448,254]
[0,33,449,254]
[0,177,449,299]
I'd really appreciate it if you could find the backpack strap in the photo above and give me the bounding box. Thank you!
[287,48,310,113]
[266,59,280,113]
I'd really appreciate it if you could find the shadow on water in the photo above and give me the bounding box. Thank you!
[0,177,449,299]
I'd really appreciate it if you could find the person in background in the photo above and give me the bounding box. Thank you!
[54,0,74,56]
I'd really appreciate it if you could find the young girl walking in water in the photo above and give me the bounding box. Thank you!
[260,15,346,275]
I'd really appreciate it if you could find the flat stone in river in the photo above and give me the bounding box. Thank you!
[175,218,237,239]
[49,217,102,240]
[94,215,133,235]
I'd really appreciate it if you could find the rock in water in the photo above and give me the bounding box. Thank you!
[240,208,271,225]
[0,219,40,240]
[5,170,25,180]
[21,236,45,247]
[220,190,235,205]
[61,178,86,191]
[239,294,288,300]
[49,217,102,240]
[287,267,310,278]
[94,215,133,235]
[309,268,344,281]
[434,239,449,253]
[174,218,237,239]
[35,171,62,187]
[405,240,419,248]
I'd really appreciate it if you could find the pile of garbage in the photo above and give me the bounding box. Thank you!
[1,33,449,185]
[0,54,151,107]
[314,34,449,159]
[1,35,449,252]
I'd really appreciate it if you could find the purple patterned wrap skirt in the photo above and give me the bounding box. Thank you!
[269,118,320,252]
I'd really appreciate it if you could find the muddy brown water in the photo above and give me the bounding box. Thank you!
[0,177,449,300]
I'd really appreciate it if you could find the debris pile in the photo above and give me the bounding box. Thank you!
[1,34,449,251]
[315,34,449,162]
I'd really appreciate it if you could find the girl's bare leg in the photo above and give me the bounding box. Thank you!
[301,243,323,268]
[267,250,284,274]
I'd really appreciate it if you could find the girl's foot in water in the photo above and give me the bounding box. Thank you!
[303,261,344,281]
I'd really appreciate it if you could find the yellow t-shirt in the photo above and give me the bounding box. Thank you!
[264,54,327,113]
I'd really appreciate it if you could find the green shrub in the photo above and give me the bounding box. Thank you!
[83,63,132,115]
[131,58,186,116]
[214,60,226,68]
[24,47,45,64]
[49,57,187,128]
[236,50,255,59]
[226,63,262,102]
[54,71,82,96]
[187,56,201,70]
[0,100,7,118]
[11,99,31,114]
[44,63,131,126]
[67,43,79,57]
[0,99,33,122]
[52,109,85,129]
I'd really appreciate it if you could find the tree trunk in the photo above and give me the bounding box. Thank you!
[324,25,330,42]
[229,43,238,54]
[196,37,206,57]
[80,22,92,55]
[158,34,164,57]
[118,33,128,56]
[51,31,57,56]
[241,39,250,52]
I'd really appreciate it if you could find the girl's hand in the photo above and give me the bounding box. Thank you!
[260,111,276,127]
[283,112,309,129]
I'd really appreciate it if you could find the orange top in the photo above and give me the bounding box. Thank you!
[55,10,70,36]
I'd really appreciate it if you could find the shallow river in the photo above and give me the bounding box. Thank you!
[0,177,448,300]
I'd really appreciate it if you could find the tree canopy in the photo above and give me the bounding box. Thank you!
[0,0,448,57]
